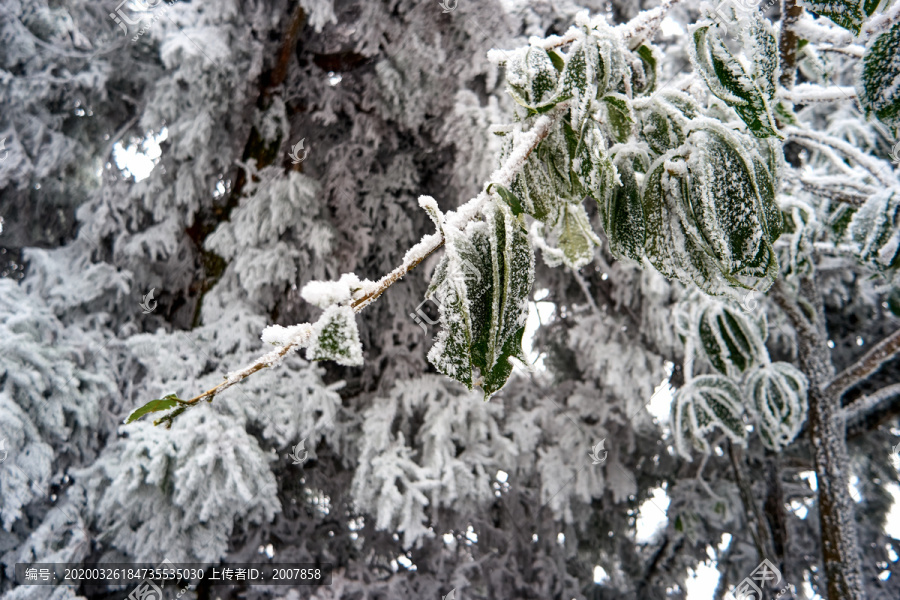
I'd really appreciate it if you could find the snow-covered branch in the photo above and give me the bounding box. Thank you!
[779,84,856,103]
[825,327,900,399]
[840,382,900,425]
[176,111,563,410]
[784,127,898,188]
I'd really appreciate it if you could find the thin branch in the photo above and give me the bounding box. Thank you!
[825,327,900,398]
[778,84,857,104]
[792,178,870,206]
[728,441,774,562]
[841,382,900,425]
[172,111,563,408]
[784,127,898,187]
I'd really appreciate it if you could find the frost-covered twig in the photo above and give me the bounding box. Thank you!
[840,382,900,425]
[785,127,898,188]
[778,84,856,103]
[825,327,900,398]
[176,110,563,409]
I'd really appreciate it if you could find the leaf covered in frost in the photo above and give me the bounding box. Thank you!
[306,305,364,367]
[745,362,808,451]
[673,375,747,460]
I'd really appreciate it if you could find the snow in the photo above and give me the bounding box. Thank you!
[301,273,364,308]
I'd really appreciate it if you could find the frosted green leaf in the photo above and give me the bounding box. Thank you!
[306,305,364,367]
[557,202,599,269]
[858,21,900,129]
[633,45,657,95]
[685,127,779,277]
[505,46,563,113]
[673,375,747,460]
[745,362,808,451]
[635,92,696,155]
[602,151,646,262]
[559,35,607,129]
[697,300,768,378]
[742,11,779,101]
[510,152,559,223]
[126,394,182,424]
[572,121,616,206]
[848,188,900,277]
[690,24,779,138]
[799,0,881,35]
[601,93,634,143]
[642,154,730,295]
[427,202,533,396]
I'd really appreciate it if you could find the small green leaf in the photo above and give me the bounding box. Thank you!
[489,183,525,216]
[127,394,182,424]
[306,305,364,367]
[547,49,565,72]
[602,93,634,143]
[673,375,747,460]
[634,45,657,95]
[602,151,646,262]
[745,362,808,451]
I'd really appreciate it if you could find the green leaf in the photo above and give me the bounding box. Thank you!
[572,121,616,206]
[481,326,527,397]
[559,35,607,129]
[697,300,768,378]
[685,127,778,276]
[799,0,881,35]
[602,151,646,262]
[634,45,657,95]
[126,394,182,424]
[642,154,728,294]
[489,183,525,216]
[427,202,534,396]
[306,305,364,367]
[690,24,779,138]
[859,21,900,130]
[601,93,634,143]
[848,188,900,277]
[557,202,599,269]
[742,11,779,101]
[635,93,693,155]
[745,362,808,451]
[547,49,565,72]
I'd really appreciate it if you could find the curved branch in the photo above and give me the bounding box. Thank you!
[784,127,898,187]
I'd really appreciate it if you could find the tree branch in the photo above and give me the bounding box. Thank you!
[825,327,900,399]
[841,382,900,426]
[168,111,563,410]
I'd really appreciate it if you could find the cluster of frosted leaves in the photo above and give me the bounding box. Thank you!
[745,362,809,451]
[305,305,364,367]
[674,375,746,460]
[426,201,534,397]
[492,15,784,298]
[848,188,900,280]
[673,294,809,457]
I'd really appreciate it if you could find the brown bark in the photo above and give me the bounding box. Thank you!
[773,279,865,600]
[778,0,804,88]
